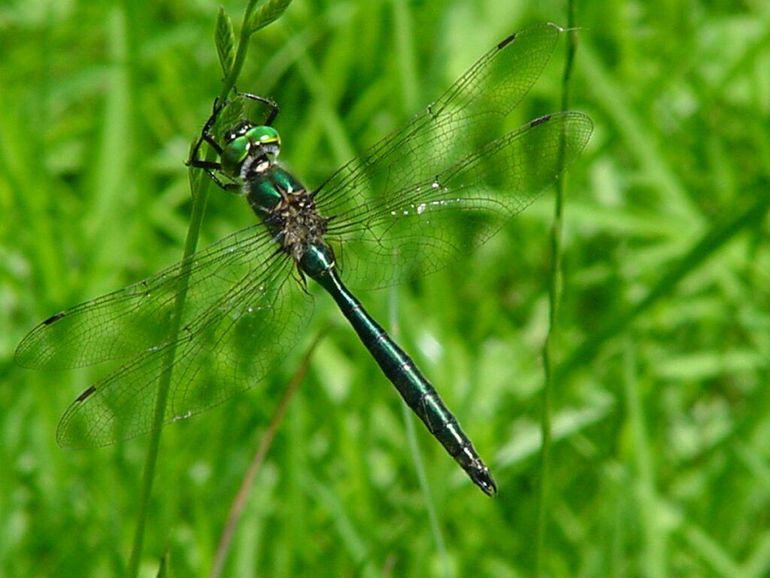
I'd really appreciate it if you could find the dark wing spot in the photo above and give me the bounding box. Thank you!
[43,311,66,326]
[75,386,97,403]
[529,114,552,128]
[497,32,516,50]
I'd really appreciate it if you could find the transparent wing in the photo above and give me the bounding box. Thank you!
[325,112,593,288]
[16,224,276,369]
[315,24,561,214]
[56,254,310,447]
[16,225,313,447]
[310,23,580,287]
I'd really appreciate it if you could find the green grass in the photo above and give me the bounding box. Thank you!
[2,0,770,576]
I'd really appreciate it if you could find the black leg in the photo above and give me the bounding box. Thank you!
[187,97,228,167]
[187,91,280,192]
[235,91,280,125]
[186,97,234,191]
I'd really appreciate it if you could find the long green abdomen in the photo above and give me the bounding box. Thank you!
[301,243,496,495]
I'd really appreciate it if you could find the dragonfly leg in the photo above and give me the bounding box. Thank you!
[187,96,229,163]
[187,99,243,192]
[235,91,280,126]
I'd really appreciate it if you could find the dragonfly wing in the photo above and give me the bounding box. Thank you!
[326,112,593,288]
[314,23,562,228]
[55,253,312,447]
[15,224,276,369]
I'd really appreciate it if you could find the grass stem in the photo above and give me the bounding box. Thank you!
[536,5,577,576]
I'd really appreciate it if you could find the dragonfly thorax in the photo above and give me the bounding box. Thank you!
[246,166,330,265]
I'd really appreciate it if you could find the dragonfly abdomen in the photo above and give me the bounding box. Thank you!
[302,242,497,496]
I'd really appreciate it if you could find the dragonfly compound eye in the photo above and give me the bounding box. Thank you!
[246,125,282,160]
[221,125,282,175]
[221,135,252,175]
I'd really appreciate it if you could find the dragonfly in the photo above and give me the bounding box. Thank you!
[16,22,592,496]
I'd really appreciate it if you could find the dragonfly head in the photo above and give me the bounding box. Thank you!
[221,122,282,176]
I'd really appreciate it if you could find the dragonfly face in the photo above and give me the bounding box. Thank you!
[220,122,282,178]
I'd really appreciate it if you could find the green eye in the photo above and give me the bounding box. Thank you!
[220,126,282,175]
[221,135,251,174]
[246,125,281,147]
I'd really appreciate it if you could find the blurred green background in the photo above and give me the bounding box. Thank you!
[2,0,769,576]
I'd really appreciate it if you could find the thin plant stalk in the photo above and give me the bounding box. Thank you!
[391,295,451,578]
[389,4,451,573]
[127,1,285,575]
[536,4,578,576]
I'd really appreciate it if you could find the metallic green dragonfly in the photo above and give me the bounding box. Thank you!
[16,23,592,496]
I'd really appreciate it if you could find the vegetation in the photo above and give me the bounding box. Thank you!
[1,0,768,576]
